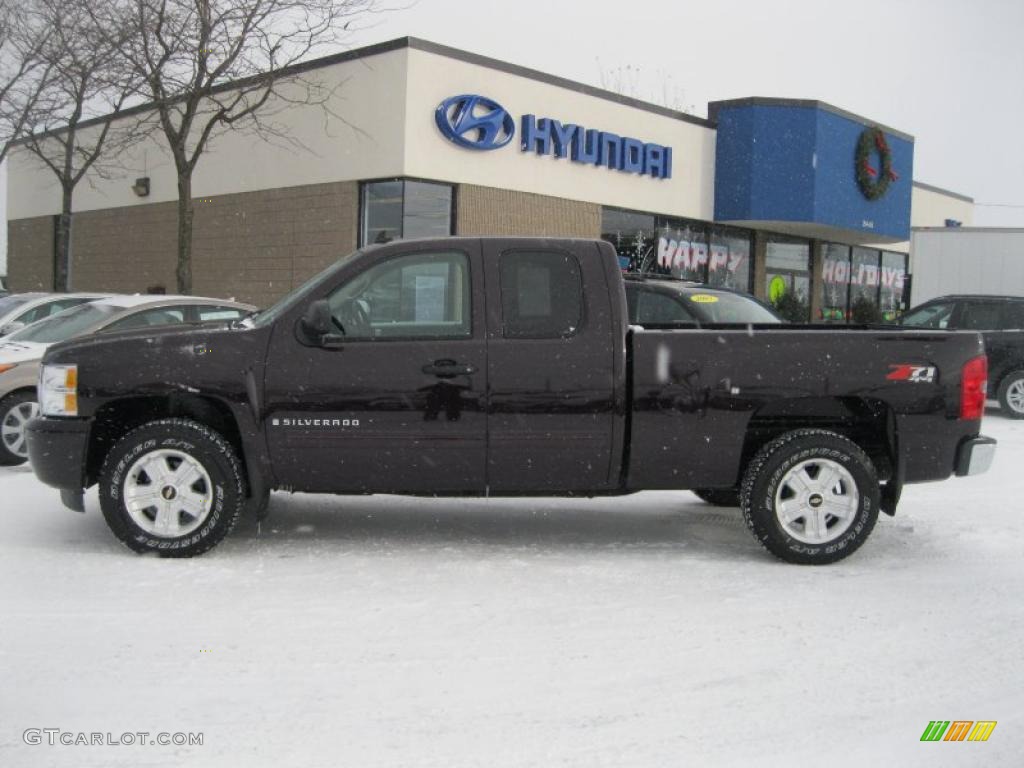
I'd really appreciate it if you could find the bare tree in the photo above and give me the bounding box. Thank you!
[0,0,52,164]
[19,0,141,290]
[94,0,378,294]
[597,60,696,115]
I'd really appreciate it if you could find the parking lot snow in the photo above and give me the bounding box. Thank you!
[1,411,1022,767]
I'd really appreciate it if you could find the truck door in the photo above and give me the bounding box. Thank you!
[482,240,620,493]
[263,241,487,494]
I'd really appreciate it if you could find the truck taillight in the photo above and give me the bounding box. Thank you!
[960,355,987,420]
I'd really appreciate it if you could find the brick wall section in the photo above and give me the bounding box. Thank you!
[7,217,54,291]
[456,184,601,238]
[6,181,358,307]
[191,182,358,307]
[72,203,178,295]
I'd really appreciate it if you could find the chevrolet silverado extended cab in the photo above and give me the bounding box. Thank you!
[26,238,996,564]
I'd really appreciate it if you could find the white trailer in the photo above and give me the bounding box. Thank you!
[910,227,1024,305]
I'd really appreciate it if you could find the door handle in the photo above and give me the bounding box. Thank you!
[422,359,477,378]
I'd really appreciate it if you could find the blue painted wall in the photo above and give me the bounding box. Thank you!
[714,103,913,241]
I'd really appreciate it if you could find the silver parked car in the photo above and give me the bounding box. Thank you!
[0,294,256,465]
[0,292,113,337]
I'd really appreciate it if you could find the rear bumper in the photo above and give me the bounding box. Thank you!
[25,416,90,490]
[955,435,997,477]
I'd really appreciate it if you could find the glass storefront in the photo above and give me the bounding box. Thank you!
[600,209,655,271]
[765,236,811,322]
[850,247,881,319]
[879,251,908,322]
[600,207,906,324]
[600,208,752,288]
[360,179,453,246]
[708,227,752,293]
[653,219,709,281]
[820,243,852,322]
[818,244,909,323]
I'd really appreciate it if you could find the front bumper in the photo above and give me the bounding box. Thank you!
[25,416,91,490]
[954,435,997,477]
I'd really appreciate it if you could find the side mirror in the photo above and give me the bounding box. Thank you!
[301,300,332,336]
[299,300,343,347]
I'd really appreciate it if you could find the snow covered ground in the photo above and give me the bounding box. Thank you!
[1,410,1022,767]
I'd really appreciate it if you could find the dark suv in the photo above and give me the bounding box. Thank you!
[901,295,1024,418]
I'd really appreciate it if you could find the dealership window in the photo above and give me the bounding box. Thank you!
[653,219,710,281]
[765,236,811,322]
[879,251,908,322]
[360,180,453,246]
[600,207,753,290]
[849,247,882,322]
[820,243,852,322]
[601,208,655,271]
[708,227,752,292]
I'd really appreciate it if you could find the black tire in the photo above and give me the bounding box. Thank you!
[692,488,741,507]
[0,390,37,466]
[740,429,880,565]
[997,370,1024,419]
[99,418,244,557]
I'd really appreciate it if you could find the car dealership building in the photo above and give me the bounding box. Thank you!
[5,37,974,319]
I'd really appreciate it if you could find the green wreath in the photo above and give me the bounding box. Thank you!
[855,127,894,201]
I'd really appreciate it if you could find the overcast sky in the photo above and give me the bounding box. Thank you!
[3,0,1022,274]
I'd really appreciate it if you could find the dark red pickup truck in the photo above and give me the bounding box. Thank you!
[27,237,995,564]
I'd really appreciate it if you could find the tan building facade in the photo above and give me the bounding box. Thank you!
[6,37,974,319]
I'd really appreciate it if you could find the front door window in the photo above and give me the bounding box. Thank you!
[326,251,470,340]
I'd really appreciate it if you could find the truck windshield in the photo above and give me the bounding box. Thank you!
[7,303,119,343]
[249,249,364,328]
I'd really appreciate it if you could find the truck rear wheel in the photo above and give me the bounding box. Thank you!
[98,418,244,557]
[997,371,1024,419]
[740,429,880,565]
[692,488,740,507]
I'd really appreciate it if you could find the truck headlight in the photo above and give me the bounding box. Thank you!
[39,364,78,416]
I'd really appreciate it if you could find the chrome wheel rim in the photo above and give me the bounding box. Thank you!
[1006,380,1024,414]
[2,401,39,459]
[124,449,213,537]
[775,458,859,545]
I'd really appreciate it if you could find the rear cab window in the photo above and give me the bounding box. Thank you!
[499,250,583,338]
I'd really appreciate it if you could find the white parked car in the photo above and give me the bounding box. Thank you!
[0,292,112,337]
[0,295,256,465]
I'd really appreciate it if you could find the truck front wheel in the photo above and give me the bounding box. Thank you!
[740,429,880,565]
[98,418,244,557]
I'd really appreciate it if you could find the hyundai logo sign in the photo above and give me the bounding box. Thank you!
[434,94,672,179]
[435,94,516,151]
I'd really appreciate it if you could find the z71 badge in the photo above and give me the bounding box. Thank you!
[887,364,937,383]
